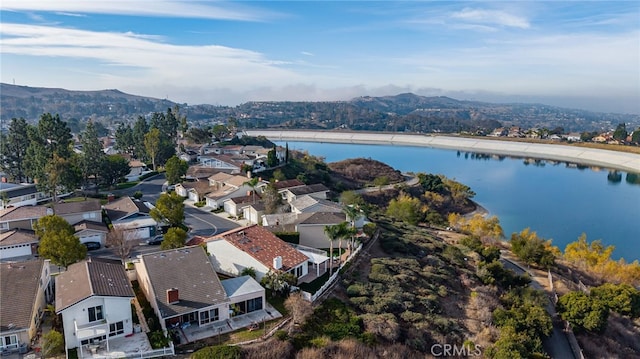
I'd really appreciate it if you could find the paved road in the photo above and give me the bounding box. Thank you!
[501,258,575,359]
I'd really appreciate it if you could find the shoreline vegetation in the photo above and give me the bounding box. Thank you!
[245,129,640,173]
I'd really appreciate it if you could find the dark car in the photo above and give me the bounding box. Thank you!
[146,235,164,245]
[84,242,101,251]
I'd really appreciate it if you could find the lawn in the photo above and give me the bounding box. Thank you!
[115,181,139,190]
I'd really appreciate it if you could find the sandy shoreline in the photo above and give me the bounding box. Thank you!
[246,130,640,173]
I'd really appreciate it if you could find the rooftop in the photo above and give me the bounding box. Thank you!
[53,199,101,215]
[56,257,134,313]
[138,246,228,319]
[0,260,44,332]
[221,275,264,298]
[0,229,37,246]
[210,225,308,272]
[0,205,48,221]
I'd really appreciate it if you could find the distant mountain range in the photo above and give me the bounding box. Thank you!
[1,83,638,133]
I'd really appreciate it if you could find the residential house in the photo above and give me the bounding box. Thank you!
[74,220,109,247]
[1,260,52,354]
[0,229,38,260]
[281,183,330,203]
[198,154,242,172]
[134,246,231,332]
[295,212,347,249]
[507,127,525,138]
[0,183,50,210]
[205,173,257,209]
[185,166,225,181]
[223,193,261,218]
[205,225,309,281]
[221,276,265,319]
[178,150,199,163]
[240,202,265,225]
[56,258,135,357]
[104,197,158,240]
[53,199,102,225]
[0,206,48,232]
[175,180,215,203]
[488,128,508,137]
[127,160,147,179]
[564,133,582,142]
[289,195,342,214]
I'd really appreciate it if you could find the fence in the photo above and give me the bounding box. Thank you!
[301,243,363,303]
[548,269,585,359]
[90,342,174,359]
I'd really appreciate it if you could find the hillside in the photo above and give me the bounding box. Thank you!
[1,83,638,133]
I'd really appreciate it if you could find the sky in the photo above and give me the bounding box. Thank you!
[1,1,639,113]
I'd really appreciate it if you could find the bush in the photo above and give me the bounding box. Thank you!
[275,330,289,341]
[133,190,143,200]
[192,345,242,359]
[43,330,64,357]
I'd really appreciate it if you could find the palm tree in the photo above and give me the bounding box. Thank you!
[343,204,362,252]
[323,224,342,275]
[243,176,260,204]
[336,221,350,265]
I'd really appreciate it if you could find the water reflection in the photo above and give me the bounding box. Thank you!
[458,151,639,186]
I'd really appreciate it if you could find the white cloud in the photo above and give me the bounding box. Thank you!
[2,0,280,22]
[450,8,530,29]
[301,51,315,57]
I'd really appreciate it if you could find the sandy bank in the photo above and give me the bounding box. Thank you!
[245,130,640,173]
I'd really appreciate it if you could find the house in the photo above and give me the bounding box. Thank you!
[0,206,48,232]
[0,229,38,260]
[289,195,342,214]
[52,199,102,225]
[1,260,52,354]
[127,160,147,178]
[205,225,309,281]
[281,183,330,203]
[0,183,50,210]
[55,258,135,357]
[204,173,257,210]
[222,193,261,219]
[74,220,109,247]
[104,197,158,240]
[178,150,199,163]
[185,166,225,181]
[198,154,242,172]
[175,180,215,203]
[134,246,231,332]
[488,128,508,137]
[241,202,265,225]
[295,212,347,249]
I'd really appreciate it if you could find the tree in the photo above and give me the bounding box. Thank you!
[284,292,313,334]
[385,193,423,225]
[631,128,640,145]
[324,223,343,275]
[262,181,283,214]
[373,176,389,192]
[101,155,131,187]
[150,192,185,227]
[417,173,445,193]
[267,147,278,167]
[557,291,609,333]
[45,153,80,202]
[590,283,640,318]
[144,128,161,171]
[612,123,627,141]
[106,226,134,263]
[243,176,260,204]
[210,124,228,142]
[35,215,86,269]
[42,329,64,357]
[564,233,615,275]
[161,227,187,250]
[260,270,296,297]
[114,122,135,155]
[340,191,365,207]
[510,228,556,269]
[79,120,105,188]
[132,116,149,160]
[443,177,475,207]
[165,155,188,185]
[0,117,29,182]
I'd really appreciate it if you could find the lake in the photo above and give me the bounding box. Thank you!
[280,141,640,261]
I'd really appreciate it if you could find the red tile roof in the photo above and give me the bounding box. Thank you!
[210,225,308,272]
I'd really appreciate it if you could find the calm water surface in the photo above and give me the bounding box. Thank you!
[281,141,640,261]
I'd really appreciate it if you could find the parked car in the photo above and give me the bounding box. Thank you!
[84,242,101,251]
[146,235,164,245]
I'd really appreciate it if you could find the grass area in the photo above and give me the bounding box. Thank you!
[60,196,91,203]
[298,271,330,294]
[227,319,281,343]
[115,181,139,190]
[267,296,287,316]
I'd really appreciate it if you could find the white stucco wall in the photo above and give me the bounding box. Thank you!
[297,224,340,250]
[59,296,133,349]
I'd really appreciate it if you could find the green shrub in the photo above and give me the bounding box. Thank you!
[191,345,242,359]
[275,330,288,341]
[133,190,143,199]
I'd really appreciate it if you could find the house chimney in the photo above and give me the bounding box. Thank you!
[273,256,282,270]
[167,288,179,304]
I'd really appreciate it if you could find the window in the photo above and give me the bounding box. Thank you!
[88,306,104,322]
[1,335,18,350]
[109,321,124,337]
[199,308,219,325]
[247,297,263,313]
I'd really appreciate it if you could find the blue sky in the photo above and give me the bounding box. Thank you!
[1,1,639,113]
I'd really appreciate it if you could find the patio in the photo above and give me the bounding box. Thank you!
[175,304,282,344]
[77,332,170,359]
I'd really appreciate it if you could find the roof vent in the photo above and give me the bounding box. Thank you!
[273,256,282,270]
[167,288,179,304]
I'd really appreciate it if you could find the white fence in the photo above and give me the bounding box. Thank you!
[301,243,363,303]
